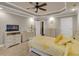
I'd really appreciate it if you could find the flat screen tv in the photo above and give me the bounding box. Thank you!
[6,25,19,31]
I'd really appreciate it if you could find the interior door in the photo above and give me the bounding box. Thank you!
[60,17,73,37]
[35,20,45,36]
[35,21,41,36]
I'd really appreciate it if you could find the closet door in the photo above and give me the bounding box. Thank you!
[60,17,73,37]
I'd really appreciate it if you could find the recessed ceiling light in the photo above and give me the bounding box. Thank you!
[0,7,3,9]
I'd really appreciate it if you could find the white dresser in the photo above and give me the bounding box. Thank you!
[4,31,21,48]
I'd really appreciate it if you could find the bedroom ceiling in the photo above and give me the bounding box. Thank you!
[9,2,66,16]
[0,2,79,16]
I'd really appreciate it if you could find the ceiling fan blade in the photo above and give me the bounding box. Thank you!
[38,3,47,7]
[27,7,35,9]
[39,8,47,11]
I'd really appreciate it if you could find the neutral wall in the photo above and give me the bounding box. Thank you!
[43,15,77,37]
[44,18,56,37]
[0,12,28,31]
[0,11,76,45]
[0,11,30,45]
[56,15,77,37]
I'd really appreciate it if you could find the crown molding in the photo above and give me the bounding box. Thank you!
[0,2,77,18]
[5,2,37,16]
[0,2,35,17]
[3,2,67,16]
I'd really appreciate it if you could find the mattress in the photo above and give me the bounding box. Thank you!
[29,36,79,56]
[29,36,66,56]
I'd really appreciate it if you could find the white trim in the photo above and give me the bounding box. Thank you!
[0,5,33,18]
[55,13,77,18]
[0,3,34,17]
[0,2,76,17]
[6,2,66,16]
[38,7,66,16]
[0,2,76,18]
[5,2,36,16]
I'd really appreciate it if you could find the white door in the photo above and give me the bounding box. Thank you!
[35,21,41,36]
[60,17,73,37]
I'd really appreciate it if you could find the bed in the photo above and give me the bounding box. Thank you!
[29,35,79,56]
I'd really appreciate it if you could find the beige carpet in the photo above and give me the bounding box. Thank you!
[0,41,38,56]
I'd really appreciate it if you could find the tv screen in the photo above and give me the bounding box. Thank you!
[6,25,19,31]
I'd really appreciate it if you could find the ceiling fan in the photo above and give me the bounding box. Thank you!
[27,2,47,13]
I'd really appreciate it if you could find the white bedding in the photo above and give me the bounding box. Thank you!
[29,36,66,56]
[29,36,79,56]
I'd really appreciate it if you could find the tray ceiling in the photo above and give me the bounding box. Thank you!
[9,2,66,15]
[0,2,79,16]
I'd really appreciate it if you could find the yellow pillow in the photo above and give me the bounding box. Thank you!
[58,37,73,46]
[58,38,71,45]
[55,34,64,43]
